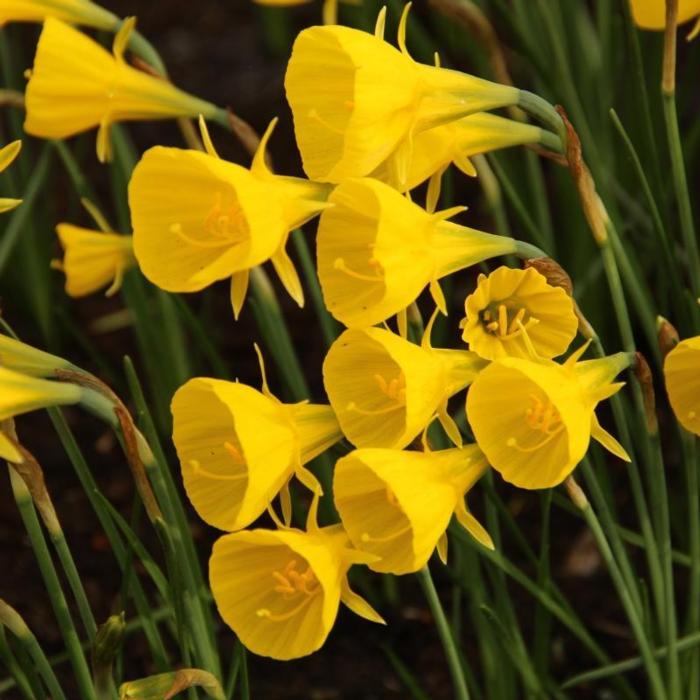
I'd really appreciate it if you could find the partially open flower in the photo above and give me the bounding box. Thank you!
[285,10,519,183]
[0,0,118,29]
[466,344,632,489]
[24,18,220,162]
[0,141,22,214]
[664,335,700,436]
[461,266,578,361]
[210,522,383,660]
[55,225,135,298]
[323,326,485,449]
[172,373,341,532]
[630,0,700,38]
[334,445,492,575]
[317,177,524,328]
[130,119,330,317]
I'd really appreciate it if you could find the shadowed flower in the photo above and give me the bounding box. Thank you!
[630,0,700,38]
[210,521,383,660]
[323,325,485,449]
[284,7,519,183]
[0,0,118,29]
[461,266,578,361]
[172,363,341,532]
[334,445,492,575]
[0,141,22,214]
[664,335,700,435]
[55,224,135,298]
[24,18,220,162]
[317,177,529,328]
[466,344,632,489]
[129,119,330,317]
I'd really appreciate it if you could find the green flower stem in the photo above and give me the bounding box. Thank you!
[516,90,566,144]
[683,433,700,695]
[8,469,95,700]
[0,627,37,700]
[417,566,470,700]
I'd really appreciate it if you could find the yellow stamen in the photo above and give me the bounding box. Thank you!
[188,458,247,481]
[333,257,383,282]
[256,559,321,622]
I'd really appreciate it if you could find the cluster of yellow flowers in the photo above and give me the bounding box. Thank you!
[1,0,700,667]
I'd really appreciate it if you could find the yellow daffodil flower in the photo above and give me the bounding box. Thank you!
[55,224,135,298]
[0,334,72,377]
[323,324,485,449]
[284,6,519,183]
[0,141,22,214]
[252,0,353,25]
[317,177,534,328]
[460,266,578,361]
[466,344,632,489]
[630,0,700,38]
[172,354,341,532]
[664,335,700,435]
[24,18,220,162]
[334,445,493,575]
[129,119,330,317]
[0,0,118,29]
[210,520,384,660]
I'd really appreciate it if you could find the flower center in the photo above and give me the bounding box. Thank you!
[480,303,539,340]
[186,439,247,481]
[506,393,565,453]
[346,371,407,416]
[256,559,320,622]
[360,486,411,545]
[333,252,384,283]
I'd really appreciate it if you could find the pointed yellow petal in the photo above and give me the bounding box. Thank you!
[455,499,494,550]
[0,198,22,214]
[0,140,21,173]
[591,413,631,462]
[112,16,136,62]
[436,531,448,564]
[340,579,386,624]
[230,269,250,320]
[271,244,304,307]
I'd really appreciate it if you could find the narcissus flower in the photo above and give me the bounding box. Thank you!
[210,522,383,659]
[24,18,220,162]
[630,0,700,38]
[466,344,632,489]
[0,141,22,214]
[130,119,330,317]
[0,0,118,29]
[461,266,578,361]
[317,177,532,328]
[172,369,341,532]
[285,9,519,183]
[664,335,700,435]
[334,445,492,575]
[55,225,135,298]
[324,325,485,449]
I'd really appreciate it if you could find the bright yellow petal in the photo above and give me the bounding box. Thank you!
[0,366,82,421]
[630,0,700,29]
[664,335,700,435]
[0,141,21,174]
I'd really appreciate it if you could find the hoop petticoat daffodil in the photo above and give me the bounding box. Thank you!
[24,18,220,162]
[0,0,118,29]
[0,141,22,214]
[323,320,486,449]
[664,335,700,435]
[466,343,632,489]
[129,118,331,318]
[334,444,492,575]
[630,0,700,39]
[284,5,520,184]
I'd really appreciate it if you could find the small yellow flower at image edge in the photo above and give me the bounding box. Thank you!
[0,140,22,214]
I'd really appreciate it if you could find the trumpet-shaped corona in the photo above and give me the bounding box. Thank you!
[24,18,220,162]
[129,119,330,316]
[466,346,632,489]
[664,335,700,435]
[210,523,383,660]
[0,0,118,29]
[284,16,519,182]
[630,0,700,38]
[334,445,492,574]
[461,266,578,361]
[172,374,341,532]
[317,177,522,328]
[55,225,135,298]
[0,141,22,214]
[323,326,485,449]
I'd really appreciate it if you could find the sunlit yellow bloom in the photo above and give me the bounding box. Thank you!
[210,522,384,659]
[324,325,485,449]
[55,224,135,298]
[334,445,492,575]
[664,335,700,435]
[466,345,632,489]
[172,372,341,532]
[0,141,22,214]
[0,0,118,29]
[372,112,545,194]
[460,266,578,361]
[317,177,527,328]
[0,334,71,377]
[25,18,220,162]
[130,119,330,317]
[285,10,519,183]
[630,0,700,38]
[253,0,352,25]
